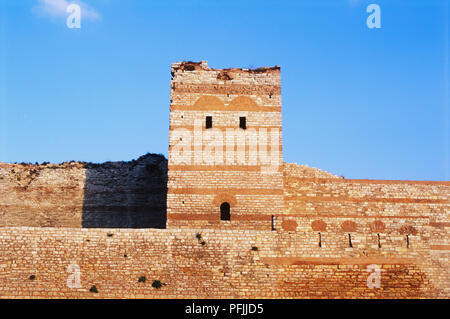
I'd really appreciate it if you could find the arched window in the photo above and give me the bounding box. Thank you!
[220,202,230,221]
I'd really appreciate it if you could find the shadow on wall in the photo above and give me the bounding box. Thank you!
[82,154,167,228]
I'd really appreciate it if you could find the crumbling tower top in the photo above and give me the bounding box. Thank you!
[171,60,280,74]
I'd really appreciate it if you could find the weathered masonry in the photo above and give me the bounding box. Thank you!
[0,61,448,298]
[167,61,284,230]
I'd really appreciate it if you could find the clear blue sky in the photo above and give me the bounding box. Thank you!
[0,0,448,180]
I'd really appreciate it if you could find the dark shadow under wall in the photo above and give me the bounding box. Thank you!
[81,154,167,228]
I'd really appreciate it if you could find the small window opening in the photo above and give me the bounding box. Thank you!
[271,215,275,231]
[206,116,212,129]
[377,233,381,249]
[406,235,410,248]
[348,233,353,248]
[220,202,230,221]
[239,117,247,129]
[319,232,322,248]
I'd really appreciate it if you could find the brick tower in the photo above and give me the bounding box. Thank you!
[167,61,284,230]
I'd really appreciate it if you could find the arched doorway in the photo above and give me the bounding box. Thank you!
[220,202,231,221]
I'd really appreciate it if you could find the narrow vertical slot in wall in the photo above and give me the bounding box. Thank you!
[205,116,212,129]
[239,117,246,129]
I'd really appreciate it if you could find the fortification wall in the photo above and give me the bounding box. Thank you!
[0,154,167,228]
[0,159,448,298]
[0,227,444,299]
[279,163,450,297]
[281,162,449,231]
[0,162,85,227]
[1,59,447,298]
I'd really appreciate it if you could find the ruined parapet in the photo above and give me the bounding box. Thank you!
[283,162,343,179]
[0,154,167,228]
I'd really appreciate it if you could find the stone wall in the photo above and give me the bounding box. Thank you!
[0,154,167,228]
[279,163,450,298]
[0,227,443,299]
[82,154,167,228]
[0,157,448,298]
[0,162,85,227]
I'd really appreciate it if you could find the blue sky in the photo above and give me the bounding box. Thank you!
[0,0,448,180]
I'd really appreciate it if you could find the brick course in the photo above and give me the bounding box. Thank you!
[167,61,284,230]
[0,61,448,298]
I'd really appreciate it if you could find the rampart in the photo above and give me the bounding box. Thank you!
[0,159,448,298]
[0,61,448,298]
[0,226,445,298]
[0,154,167,228]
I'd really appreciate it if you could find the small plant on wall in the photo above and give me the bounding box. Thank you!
[89,285,98,293]
[152,280,166,289]
[138,276,147,283]
[196,233,206,246]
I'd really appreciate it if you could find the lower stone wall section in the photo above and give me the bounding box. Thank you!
[0,227,445,299]
[0,154,167,229]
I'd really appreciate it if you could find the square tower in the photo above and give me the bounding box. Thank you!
[167,61,283,230]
